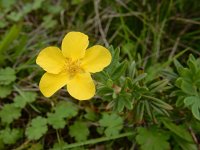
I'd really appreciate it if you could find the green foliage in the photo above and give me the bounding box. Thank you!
[136,127,170,150]
[14,91,37,108]
[0,127,22,144]
[162,119,191,141]
[0,0,200,149]
[0,25,21,63]
[0,85,12,98]
[47,101,78,129]
[51,141,68,150]
[184,96,200,120]
[99,113,123,137]
[0,67,16,85]
[69,121,89,142]
[175,54,200,120]
[25,116,48,140]
[0,104,21,124]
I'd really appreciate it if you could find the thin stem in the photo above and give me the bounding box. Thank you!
[63,132,134,149]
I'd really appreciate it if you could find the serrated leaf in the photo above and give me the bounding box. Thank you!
[0,67,16,85]
[0,104,21,124]
[0,128,22,144]
[0,85,12,98]
[69,121,89,142]
[47,101,78,129]
[53,101,78,118]
[99,113,123,136]
[14,91,37,108]
[47,113,66,129]
[26,116,48,140]
[136,127,170,150]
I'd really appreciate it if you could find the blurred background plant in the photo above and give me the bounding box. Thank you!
[0,0,200,149]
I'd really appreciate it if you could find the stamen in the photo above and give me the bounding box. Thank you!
[64,59,84,78]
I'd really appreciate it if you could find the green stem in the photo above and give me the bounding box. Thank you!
[63,132,134,149]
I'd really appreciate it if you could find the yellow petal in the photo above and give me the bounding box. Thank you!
[36,47,66,74]
[61,32,89,60]
[81,45,112,73]
[67,73,95,100]
[39,72,69,97]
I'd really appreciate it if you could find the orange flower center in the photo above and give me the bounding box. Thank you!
[65,59,84,78]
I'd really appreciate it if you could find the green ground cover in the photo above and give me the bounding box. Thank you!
[0,0,200,149]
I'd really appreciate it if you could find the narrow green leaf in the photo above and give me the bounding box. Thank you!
[162,119,194,142]
[111,60,128,80]
[0,24,21,63]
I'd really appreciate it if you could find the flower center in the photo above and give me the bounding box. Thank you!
[65,59,84,78]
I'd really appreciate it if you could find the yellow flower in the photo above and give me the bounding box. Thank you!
[36,32,112,100]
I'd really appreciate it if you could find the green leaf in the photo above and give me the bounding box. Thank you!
[106,47,120,74]
[99,113,123,136]
[47,113,66,129]
[51,141,68,150]
[69,121,89,142]
[114,93,133,112]
[27,143,43,150]
[136,127,170,150]
[7,12,23,22]
[0,127,22,144]
[0,138,4,150]
[0,85,12,98]
[13,91,37,108]
[184,96,200,120]
[132,73,147,84]
[162,119,194,142]
[111,60,128,80]
[32,0,45,10]
[0,0,16,8]
[174,59,184,75]
[173,135,198,150]
[84,108,98,121]
[42,15,57,29]
[0,24,21,63]
[0,104,21,124]
[47,101,78,129]
[53,101,78,118]
[26,116,48,140]
[0,67,16,85]
[181,80,197,95]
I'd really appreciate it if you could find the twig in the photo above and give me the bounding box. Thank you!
[94,0,109,47]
